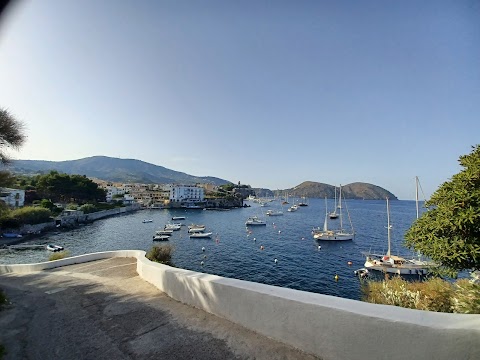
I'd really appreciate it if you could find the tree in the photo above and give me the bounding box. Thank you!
[0,108,26,165]
[405,145,480,276]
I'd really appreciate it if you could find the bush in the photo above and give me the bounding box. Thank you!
[146,245,174,266]
[7,206,52,225]
[451,279,480,314]
[48,251,70,261]
[362,277,454,312]
[79,203,97,214]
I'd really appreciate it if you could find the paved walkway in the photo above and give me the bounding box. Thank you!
[0,258,320,360]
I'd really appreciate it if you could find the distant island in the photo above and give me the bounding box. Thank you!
[8,156,397,200]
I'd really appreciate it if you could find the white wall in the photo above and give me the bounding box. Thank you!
[1,250,479,360]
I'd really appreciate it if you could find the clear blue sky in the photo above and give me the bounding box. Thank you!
[0,0,478,199]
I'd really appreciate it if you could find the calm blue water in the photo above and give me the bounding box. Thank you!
[0,199,423,300]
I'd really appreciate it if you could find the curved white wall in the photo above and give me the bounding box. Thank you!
[1,251,479,360]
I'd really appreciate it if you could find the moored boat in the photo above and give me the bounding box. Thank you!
[189,232,213,238]
[245,216,267,226]
[46,244,64,252]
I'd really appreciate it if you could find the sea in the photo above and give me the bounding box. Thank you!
[0,198,424,301]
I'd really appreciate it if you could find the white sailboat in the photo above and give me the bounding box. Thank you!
[312,185,354,241]
[363,179,434,275]
[329,186,339,219]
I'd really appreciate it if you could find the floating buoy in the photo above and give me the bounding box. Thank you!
[253,237,256,241]
[318,245,321,250]
[301,237,305,240]
[260,246,264,250]
[201,261,204,265]
[203,255,207,259]
[347,261,353,266]
[202,247,205,252]
[334,274,339,281]
[278,230,281,234]
[274,258,278,263]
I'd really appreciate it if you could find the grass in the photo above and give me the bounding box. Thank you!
[146,245,174,266]
[362,276,480,313]
[48,250,71,261]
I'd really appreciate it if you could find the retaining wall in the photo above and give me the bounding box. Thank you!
[1,250,479,360]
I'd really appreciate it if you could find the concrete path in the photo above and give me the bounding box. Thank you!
[0,258,320,360]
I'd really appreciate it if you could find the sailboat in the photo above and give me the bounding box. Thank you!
[298,195,308,207]
[329,186,339,219]
[363,180,434,275]
[312,185,354,241]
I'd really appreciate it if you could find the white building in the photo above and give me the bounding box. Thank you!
[0,188,25,208]
[170,185,204,203]
[105,186,126,202]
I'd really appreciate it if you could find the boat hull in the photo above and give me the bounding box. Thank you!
[313,232,354,241]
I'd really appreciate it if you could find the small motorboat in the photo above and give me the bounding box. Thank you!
[155,229,173,235]
[188,227,207,233]
[172,216,186,220]
[142,219,153,223]
[46,244,64,252]
[189,232,213,239]
[354,268,369,279]
[188,224,205,230]
[153,235,170,241]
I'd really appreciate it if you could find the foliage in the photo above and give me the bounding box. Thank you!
[146,245,174,266]
[0,170,15,188]
[405,145,480,276]
[5,206,52,226]
[48,251,70,261]
[0,108,26,165]
[451,279,480,314]
[79,203,97,214]
[362,276,480,313]
[35,171,107,204]
[40,199,56,210]
[0,344,5,359]
[219,183,234,192]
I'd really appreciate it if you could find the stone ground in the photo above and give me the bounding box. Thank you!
[0,257,321,360]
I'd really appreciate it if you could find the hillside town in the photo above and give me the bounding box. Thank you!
[0,180,255,211]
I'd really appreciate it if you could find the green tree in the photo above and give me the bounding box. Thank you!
[36,171,106,203]
[405,145,480,276]
[0,108,26,165]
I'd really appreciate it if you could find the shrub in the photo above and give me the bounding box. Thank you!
[7,206,52,225]
[362,277,454,312]
[146,245,174,266]
[48,251,70,261]
[451,279,480,314]
[79,203,97,214]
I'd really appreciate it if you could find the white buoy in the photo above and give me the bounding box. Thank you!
[318,245,321,250]
[201,261,204,265]
[202,247,205,252]
[274,258,278,263]
[278,230,281,234]
[253,237,256,241]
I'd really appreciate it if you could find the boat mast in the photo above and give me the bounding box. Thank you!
[333,186,337,214]
[386,197,391,257]
[339,185,343,230]
[415,176,419,220]
[323,196,328,231]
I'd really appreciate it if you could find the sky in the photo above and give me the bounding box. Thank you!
[0,0,479,200]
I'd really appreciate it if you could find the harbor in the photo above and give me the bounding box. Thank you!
[0,198,425,301]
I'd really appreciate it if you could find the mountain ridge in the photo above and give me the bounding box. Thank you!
[7,156,398,199]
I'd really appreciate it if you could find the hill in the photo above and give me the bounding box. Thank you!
[9,156,231,186]
[288,181,398,200]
